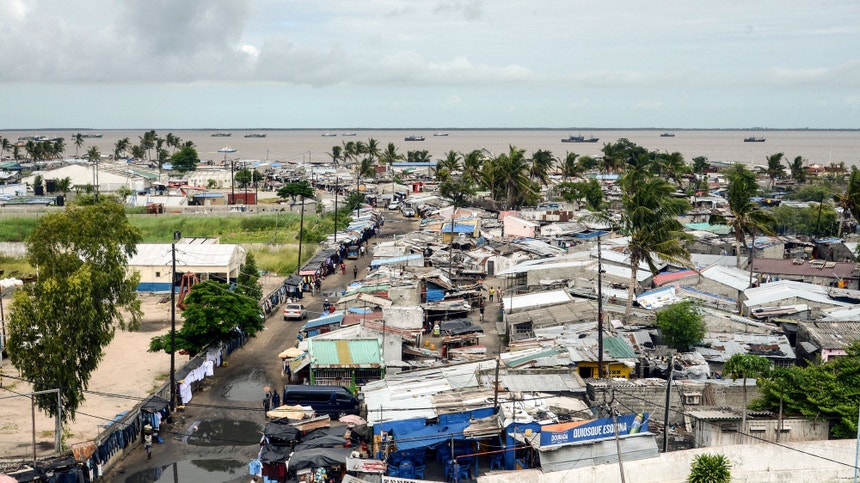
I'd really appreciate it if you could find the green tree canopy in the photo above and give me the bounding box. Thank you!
[724,353,772,429]
[149,280,264,356]
[6,202,142,422]
[754,342,860,438]
[236,252,263,302]
[656,301,706,352]
[170,145,200,174]
[277,180,314,202]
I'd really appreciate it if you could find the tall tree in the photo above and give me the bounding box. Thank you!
[834,168,860,238]
[461,149,485,188]
[170,146,200,174]
[719,164,775,268]
[724,353,772,432]
[6,202,142,422]
[656,301,705,352]
[378,143,404,169]
[235,253,263,302]
[114,137,130,160]
[691,156,710,175]
[560,152,583,181]
[73,133,84,158]
[765,152,786,189]
[529,149,555,187]
[148,280,264,356]
[789,155,807,183]
[437,150,462,182]
[617,167,692,322]
[328,145,343,166]
[496,145,537,209]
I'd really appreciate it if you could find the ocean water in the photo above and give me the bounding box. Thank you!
[3,129,859,168]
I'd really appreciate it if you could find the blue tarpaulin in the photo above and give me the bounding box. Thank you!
[302,311,345,331]
[394,421,471,451]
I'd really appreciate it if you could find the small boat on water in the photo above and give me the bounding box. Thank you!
[561,135,599,143]
[660,132,675,137]
[433,132,449,137]
[405,135,425,141]
[217,145,237,153]
[342,133,357,137]
[81,133,103,139]
[244,133,266,138]
[744,137,766,143]
[321,133,338,137]
[211,132,232,137]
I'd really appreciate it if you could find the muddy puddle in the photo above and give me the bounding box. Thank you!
[184,418,261,447]
[123,458,245,482]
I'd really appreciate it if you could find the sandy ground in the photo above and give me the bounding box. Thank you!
[0,276,284,462]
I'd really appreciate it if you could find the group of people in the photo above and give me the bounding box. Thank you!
[262,388,282,416]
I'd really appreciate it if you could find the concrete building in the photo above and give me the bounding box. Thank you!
[127,240,246,292]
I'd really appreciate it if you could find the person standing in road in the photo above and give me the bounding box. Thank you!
[433,321,441,337]
[353,265,358,279]
[489,287,495,302]
[143,425,153,460]
[479,298,485,323]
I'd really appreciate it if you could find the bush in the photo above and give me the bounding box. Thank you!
[687,453,731,483]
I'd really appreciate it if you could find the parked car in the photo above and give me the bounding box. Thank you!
[283,303,308,320]
[388,201,400,210]
[401,207,416,217]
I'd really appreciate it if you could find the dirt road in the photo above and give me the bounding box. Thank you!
[102,211,418,482]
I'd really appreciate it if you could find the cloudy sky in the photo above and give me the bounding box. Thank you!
[1,0,858,129]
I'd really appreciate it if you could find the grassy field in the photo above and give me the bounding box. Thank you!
[0,210,345,276]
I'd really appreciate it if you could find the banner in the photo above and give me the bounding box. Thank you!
[539,413,647,447]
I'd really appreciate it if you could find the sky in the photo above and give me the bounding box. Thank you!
[0,0,858,130]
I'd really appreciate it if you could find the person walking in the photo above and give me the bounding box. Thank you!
[263,391,271,416]
[353,265,359,279]
[143,425,153,460]
[488,287,495,302]
[271,390,281,411]
[341,262,346,275]
[479,298,485,323]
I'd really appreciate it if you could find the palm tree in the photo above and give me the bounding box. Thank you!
[139,130,157,162]
[437,150,462,182]
[462,149,484,188]
[378,143,404,170]
[560,152,583,181]
[165,133,181,154]
[691,156,710,175]
[656,151,690,188]
[130,145,145,162]
[342,141,358,166]
[724,353,772,433]
[0,137,11,159]
[87,146,101,201]
[51,138,65,159]
[73,133,85,158]
[765,152,786,189]
[56,177,72,197]
[834,168,860,238]
[364,138,381,167]
[495,145,536,209]
[789,155,807,183]
[529,149,555,187]
[721,164,775,269]
[114,137,130,160]
[24,140,37,161]
[328,145,343,166]
[617,172,692,322]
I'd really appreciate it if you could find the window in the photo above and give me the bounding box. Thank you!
[155,271,161,278]
[683,392,702,405]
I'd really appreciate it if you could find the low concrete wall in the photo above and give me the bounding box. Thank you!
[478,439,857,483]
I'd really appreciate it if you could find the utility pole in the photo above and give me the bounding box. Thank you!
[597,234,605,378]
[230,159,235,205]
[663,354,674,452]
[297,195,305,273]
[334,177,339,243]
[170,231,180,412]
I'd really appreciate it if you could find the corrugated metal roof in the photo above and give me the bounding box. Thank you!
[603,336,637,359]
[302,311,346,330]
[701,265,751,291]
[499,373,585,393]
[128,243,244,268]
[308,338,382,366]
[505,290,573,313]
[744,280,852,309]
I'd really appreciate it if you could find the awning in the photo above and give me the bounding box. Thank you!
[394,421,470,451]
